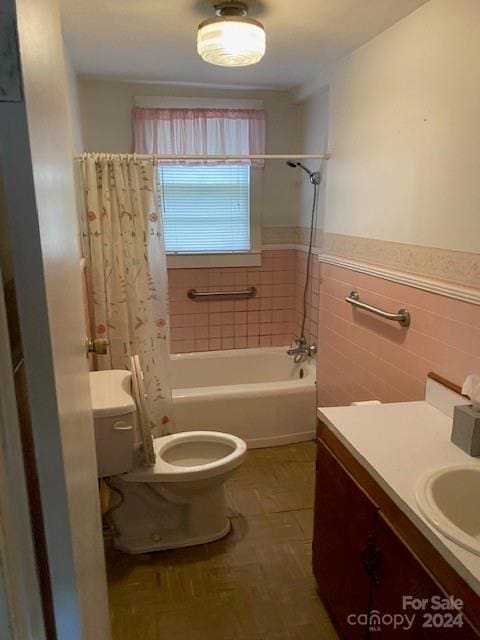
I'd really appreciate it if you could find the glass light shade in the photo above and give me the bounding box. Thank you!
[197,17,266,67]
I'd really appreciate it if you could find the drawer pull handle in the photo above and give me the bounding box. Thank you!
[360,536,380,580]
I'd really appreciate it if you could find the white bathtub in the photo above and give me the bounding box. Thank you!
[170,347,316,448]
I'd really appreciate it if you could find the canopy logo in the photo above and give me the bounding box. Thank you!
[347,610,416,632]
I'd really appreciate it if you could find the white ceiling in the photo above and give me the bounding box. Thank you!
[61,0,428,90]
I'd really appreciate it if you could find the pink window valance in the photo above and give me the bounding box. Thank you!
[133,107,266,167]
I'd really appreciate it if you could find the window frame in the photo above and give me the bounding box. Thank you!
[162,166,262,269]
[138,96,263,269]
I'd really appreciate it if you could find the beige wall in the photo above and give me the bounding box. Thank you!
[297,88,329,238]
[321,0,480,253]
[78,78,301,227]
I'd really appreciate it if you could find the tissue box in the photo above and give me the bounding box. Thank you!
[451,405,480,456]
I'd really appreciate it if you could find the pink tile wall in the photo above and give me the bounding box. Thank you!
[293,251,320,347]
[168,250,297,353]
[317,263,480,407]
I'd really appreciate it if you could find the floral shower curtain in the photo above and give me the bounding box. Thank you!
[79,154,173,438]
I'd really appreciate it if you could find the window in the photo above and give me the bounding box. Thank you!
[157,165,250,254]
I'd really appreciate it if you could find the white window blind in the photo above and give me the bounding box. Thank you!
[157,165,250,254]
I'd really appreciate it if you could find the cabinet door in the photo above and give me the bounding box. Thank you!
[313,439,378,639]
[372,512,478,638]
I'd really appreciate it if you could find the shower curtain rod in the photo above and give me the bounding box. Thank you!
[74,153,330,161]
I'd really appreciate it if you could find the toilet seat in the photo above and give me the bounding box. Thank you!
[122,431,247,483]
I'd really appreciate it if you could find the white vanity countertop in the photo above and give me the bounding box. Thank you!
[317,401,480,596]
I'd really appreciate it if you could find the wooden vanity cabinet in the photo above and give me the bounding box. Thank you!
[313,438,378,639]
[313,425,480,639]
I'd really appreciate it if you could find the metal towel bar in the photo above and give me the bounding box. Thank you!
[345,290,410,327]
[188,286,257,301]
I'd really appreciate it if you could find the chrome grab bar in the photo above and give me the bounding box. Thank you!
[345,290,410,327]
[187,286,257,301]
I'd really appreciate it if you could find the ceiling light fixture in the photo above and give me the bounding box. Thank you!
[197,1,266,67]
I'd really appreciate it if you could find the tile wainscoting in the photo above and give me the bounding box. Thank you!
[263,228,480,407]
[317,262,480,407]
[168,249,299,353]
[262,226,321,349]
[293,250,319,348]
[167,233,480,410]
[168,247,320,354]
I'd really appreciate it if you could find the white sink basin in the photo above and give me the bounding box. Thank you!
[416,465,480,557]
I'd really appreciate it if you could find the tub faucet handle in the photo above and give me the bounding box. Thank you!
[291,336,305,348]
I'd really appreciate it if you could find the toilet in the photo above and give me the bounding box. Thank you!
[89,362,247,554]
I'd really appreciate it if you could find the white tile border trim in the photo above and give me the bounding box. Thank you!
[318,253,480,306]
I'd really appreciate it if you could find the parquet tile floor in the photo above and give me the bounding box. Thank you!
[106,442,339,640]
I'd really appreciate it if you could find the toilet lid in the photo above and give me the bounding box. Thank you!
[130,355,156,466]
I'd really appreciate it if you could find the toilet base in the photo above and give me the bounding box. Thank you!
[108,474,233,554]
[113,519,231,554]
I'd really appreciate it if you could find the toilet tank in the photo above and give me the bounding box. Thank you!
[89,370,136,477]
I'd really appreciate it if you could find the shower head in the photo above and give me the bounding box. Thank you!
[286,160,321,185]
